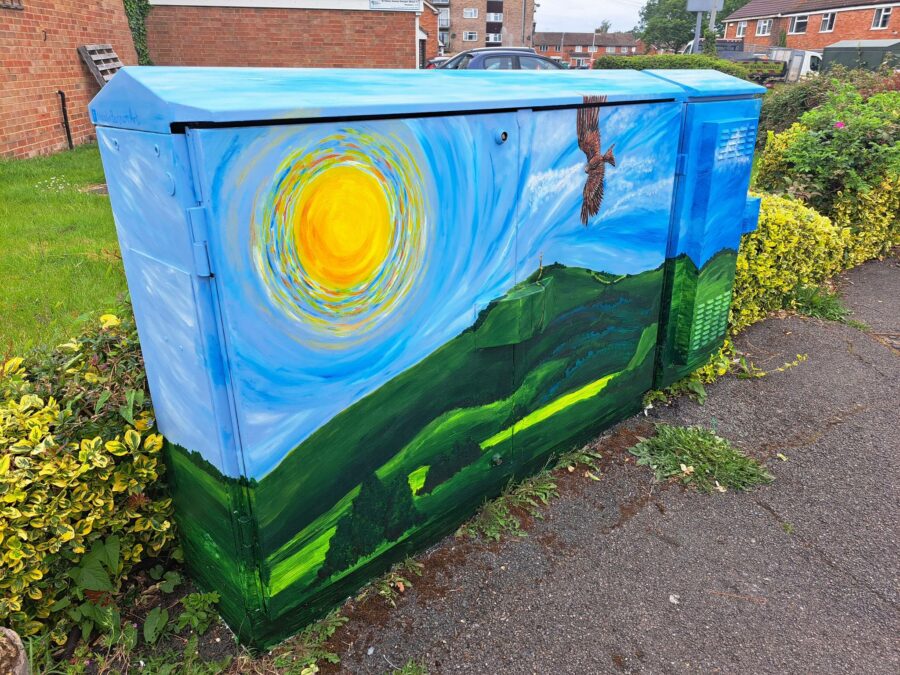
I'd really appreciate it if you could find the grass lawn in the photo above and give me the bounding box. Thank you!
[0,144,126,353]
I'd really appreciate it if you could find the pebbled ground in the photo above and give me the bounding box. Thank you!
[327,255,900,675]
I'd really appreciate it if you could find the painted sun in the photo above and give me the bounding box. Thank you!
[254,129,427,343]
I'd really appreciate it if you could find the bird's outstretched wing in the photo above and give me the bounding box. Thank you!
[577,95,607,160]
[581,165,605,225]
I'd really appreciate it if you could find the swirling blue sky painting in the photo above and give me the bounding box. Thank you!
[193,100,681,479]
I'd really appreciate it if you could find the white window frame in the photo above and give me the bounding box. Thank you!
[485,33,502,43]
[872,7,891,29]
[756,18,772,36]
[587,45,597,53]
[789,14,808,34]
[538,44,548,51]
[605,45,615,53]
[462,7,478,19]
[486,12,502,21]
[438,8,449,27]
[735,20,747,37]
[574,45,583,52]
[462,31,478,41]
[819,12,836,32]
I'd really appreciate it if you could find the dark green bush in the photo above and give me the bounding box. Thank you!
[757,85,900,215]
[592,54,748,79]
[759,66,900,143]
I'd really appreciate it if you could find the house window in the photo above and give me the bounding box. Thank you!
[463,31,478,41]
[587,45,597,52]
[438,8,449,28]
[0,0,25,9]
[605,46,615,53]
[620,46,629,53]
[872,7,892,29]
[735,20,747,37]
[463,7,478,18]
[789,15,808,34]
[756,18,773,36]
[820,12,836,32]
[439,30,449,45]
[485,33,502,43]
[486,12,503,21]
[539,44,548,51]
[575,45,582,52]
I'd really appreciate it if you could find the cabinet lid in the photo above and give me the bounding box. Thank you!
[89,67,761,133]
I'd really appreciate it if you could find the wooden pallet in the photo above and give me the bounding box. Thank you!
[77,44,123,88]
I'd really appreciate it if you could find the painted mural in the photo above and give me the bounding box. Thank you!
[113,94,764,647]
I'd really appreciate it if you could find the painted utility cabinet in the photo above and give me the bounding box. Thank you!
[90,67,763,646]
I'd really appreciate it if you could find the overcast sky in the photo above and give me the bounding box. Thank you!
[534,0,645,33]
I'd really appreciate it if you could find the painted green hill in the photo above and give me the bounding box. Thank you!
[254,263,665,553]
[166,253,740,646]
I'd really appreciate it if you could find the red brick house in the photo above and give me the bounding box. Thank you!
[146,0,438,69]
[723,0,899,52]
[0,0,138,158]
[532,31,637,67]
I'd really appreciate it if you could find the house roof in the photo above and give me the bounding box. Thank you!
[533,31,637,47]
[89,67,762,134]
[725,0,895,21]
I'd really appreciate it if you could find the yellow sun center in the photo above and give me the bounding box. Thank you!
[293,165,392,290]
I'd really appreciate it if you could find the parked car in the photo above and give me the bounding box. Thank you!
[438,47,564,70]
[425,56,450,69]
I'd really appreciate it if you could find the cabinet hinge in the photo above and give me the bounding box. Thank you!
[187,206,212,278]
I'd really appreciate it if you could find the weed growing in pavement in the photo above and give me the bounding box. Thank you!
[630,425,773,493]
[259,609,347,673]
[787,284,868,330]
[392,659,430,674]
[456,470,559,541]
[555,447,604,473]
[356,557,425,607]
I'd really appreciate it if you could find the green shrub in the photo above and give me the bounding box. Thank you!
[730,194,850,333]
[630,425,772,493]
[592,54,748,79]
[757,86,900,216]
[0,312,174,644]
[758,67,900,146]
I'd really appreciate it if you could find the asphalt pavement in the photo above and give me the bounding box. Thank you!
[328,255,899,675]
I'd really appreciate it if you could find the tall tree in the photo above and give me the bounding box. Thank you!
[636,0,746,51]
[596,20,612,34]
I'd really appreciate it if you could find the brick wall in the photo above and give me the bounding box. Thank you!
[725,5,899,51]
[146,5,417,69]
[439,0,534,54]
[420,5,439,63]
[0,0,138,158]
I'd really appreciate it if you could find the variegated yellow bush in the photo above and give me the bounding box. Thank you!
[0,315,174,644]
[730,194,851,334]
[833,174,900,266]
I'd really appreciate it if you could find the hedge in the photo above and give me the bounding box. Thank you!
[592,54,748,79]
[0,314,174,644]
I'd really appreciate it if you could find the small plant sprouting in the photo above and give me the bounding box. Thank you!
[787,283,868,330]
[630,425,773,493]
[456,470,558,541]
[266,609,348,672]
[175,591,220,635]
[356,557,425,607]
[393,659,430,675]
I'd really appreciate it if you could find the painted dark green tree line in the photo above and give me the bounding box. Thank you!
[319,473,421,578]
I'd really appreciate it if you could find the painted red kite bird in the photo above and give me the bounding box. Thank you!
[577,95,616,225]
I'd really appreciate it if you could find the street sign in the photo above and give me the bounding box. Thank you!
[369,0,422,10]
[686,0,723,11]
